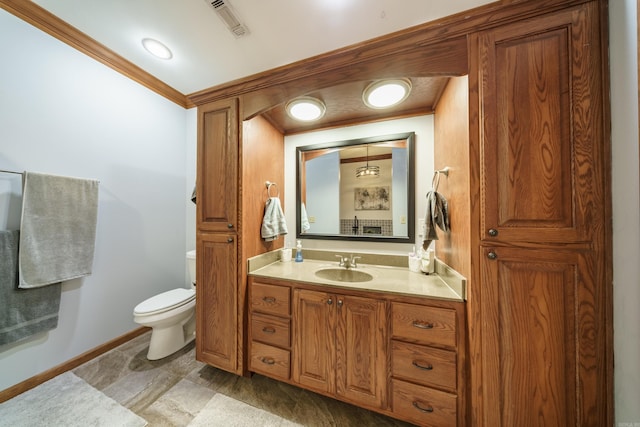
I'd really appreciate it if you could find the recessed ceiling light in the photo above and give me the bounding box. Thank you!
[141,38,173,60]
[285,97,326,122]
[363,79,412,109]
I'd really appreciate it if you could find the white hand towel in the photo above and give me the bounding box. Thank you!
[261,197,288,242]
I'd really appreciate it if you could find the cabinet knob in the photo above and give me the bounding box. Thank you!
[227,237,234,243]
[337,299,343,307]
[227,223,234,229]
[412,401,434,413]
[327,298,333,305]
[487,251,498,260]
[488,228,498,237]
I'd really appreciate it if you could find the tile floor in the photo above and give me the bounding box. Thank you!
[71,331,414,426]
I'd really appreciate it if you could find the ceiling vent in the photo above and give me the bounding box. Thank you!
[207,0,249,38]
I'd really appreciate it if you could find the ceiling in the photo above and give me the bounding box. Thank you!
[31,0,495,96]
[21,0,496,132]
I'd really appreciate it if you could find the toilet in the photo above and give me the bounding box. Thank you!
[133,250,197,360]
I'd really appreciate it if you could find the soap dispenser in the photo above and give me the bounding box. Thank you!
[295,240,303,262]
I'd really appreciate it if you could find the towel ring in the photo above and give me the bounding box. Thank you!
[431,167,450,192]
[265,181,279,198]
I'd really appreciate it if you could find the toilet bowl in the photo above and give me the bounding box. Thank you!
[133,250,197,360]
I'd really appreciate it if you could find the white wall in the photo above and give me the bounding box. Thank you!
[610,1,640,424]
[0,10,195,390]
[285,115,433,253]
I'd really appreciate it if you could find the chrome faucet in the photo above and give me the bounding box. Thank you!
[335,254,361,269]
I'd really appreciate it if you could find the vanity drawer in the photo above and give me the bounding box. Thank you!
[391,302,456,349]
[392,340,456,391]
[251,312,290,348]
[392,379,457,427]
[251,282,290,316]
[250,341,290,380]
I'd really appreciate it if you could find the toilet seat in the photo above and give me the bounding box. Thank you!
[134,288,195,316]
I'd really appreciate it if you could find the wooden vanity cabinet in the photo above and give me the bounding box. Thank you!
[293,289,387,409]
[390,300,465,427]
[248,277,466,426]
[190,0,611,424]
[248,280,292,380]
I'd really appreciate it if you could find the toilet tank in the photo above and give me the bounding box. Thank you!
[186,250,196,287]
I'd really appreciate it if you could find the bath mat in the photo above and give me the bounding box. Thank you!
[0,372,147,427]
[188,393,301,427]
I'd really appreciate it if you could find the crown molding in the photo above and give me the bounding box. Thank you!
[0,0,192,109]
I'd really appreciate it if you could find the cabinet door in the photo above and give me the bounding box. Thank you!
[292,289,335,394]
[479,246,603,427]
[197,98,238,233]
[335,295,386,409]
[478,5,603,244]
[196,232,238,372]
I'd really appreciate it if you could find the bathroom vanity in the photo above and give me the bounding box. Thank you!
[247,253,466,427]
[193,0,612,425]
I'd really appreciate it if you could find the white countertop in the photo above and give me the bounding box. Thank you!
[248,258,464,301]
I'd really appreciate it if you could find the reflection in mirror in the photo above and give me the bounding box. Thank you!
[296,132,415,243]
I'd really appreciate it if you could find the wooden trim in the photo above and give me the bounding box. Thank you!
[0,327,149,403]
[187,0,592,106]
[0,0,191,109]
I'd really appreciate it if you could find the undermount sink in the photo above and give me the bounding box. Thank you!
[314,268,373,283]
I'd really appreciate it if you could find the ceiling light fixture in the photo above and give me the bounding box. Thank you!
[141,38,173,60]
[356,145,380,178]
[363,78,412,109]
[285,97,326,122]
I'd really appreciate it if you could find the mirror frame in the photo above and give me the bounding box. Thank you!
[296,132,415,243]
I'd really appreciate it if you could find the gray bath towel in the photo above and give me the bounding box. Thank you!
[261,197,288,242]
[422,190,450,250]
[0,230,61,345]
[19,172,99,288]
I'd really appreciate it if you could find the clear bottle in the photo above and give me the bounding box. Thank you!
[295,240,303,262]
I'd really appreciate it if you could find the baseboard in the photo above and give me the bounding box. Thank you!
[0,326,150,403]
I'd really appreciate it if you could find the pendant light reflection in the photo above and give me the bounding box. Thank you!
[141,38,173,60]
[355,144,380,178]
[286,97,326,122]
[363,79,411,109]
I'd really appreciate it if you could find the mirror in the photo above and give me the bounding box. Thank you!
[296,132,415,243]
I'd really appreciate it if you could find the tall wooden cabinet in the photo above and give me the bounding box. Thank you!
[196,98,285,375]
[463,3,611,426]
[196,98,240,372]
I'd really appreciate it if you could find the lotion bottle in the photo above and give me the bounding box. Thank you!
[295,240,303,262]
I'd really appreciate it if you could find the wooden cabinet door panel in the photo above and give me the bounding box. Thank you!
[292,289,335,394]
[197,98,238,232]
[480,246,603,427]
[479,6,602,244]
[335,295,386,409]
[196,232,237,372]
